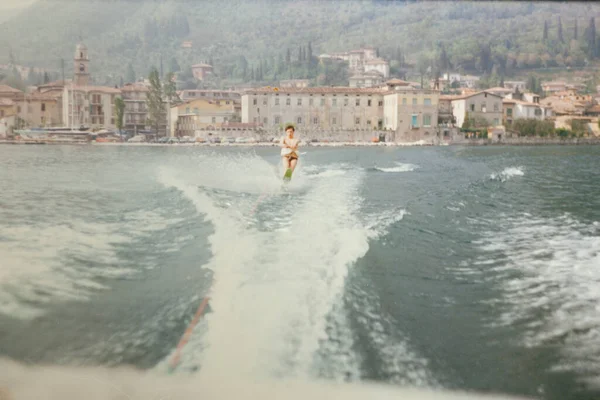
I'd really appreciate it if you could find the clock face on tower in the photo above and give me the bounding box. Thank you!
[79,63,85,72]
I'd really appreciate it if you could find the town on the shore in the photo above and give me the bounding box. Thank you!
[1,42,600,145]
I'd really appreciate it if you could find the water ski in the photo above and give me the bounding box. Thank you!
[283,168,293,182]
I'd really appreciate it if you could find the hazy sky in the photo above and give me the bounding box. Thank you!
[0,0,37,11]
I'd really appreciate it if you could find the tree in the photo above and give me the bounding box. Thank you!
[146,68,165,136]
[169,57,180,73]
[558,16,563,42]
[125,63,135,83]
[543,20,548,41]
[585,17,597,59]
[574,18,578,40]
[164,72,180,103]
[114,96,125,133]
[43,71,50,84]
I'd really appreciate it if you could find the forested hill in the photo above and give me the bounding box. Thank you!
[1,0,600,88]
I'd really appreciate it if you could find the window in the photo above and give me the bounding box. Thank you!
[332,117,337,125]
[252,98,257,105]
[534,108,542,116]
[286,98,291,106]
[412,98,417,105]
[470,104,475,111]
[297,98,302,106]
[368,99,372,106]
[344,98,349,106]
[253,117,257,122]
[424,98,431,106]
[332,98,337,106]
[297,117,302,124]
[263,98,267,105]
[212,117,216,123]
[263,117,267,124]
[313,117,318,124]
[378,100,383,106]
[355,117,360,125]
[411,114,418,127]
[355,98,360,106]
[309,98,314,106]
[493,103,499,112]
[507,108,513,117]
[0,110,3,117]
[275,116,281,124]
[493,118,499,126]
[402,98,407,105]
[367,119,371,125]
[481,102,486,112]
[275,98,280,105]
[423,114,432,127]
[320,98,325,106]
[41,103,46,112]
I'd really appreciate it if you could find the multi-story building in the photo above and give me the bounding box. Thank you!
[242,80,441,137]
[364,58,390,78]
[503,91,551,126]
[121,83,149,133]
[16,92,61,127]
[504,81,527,91]
[178,89,240,103]
[63,84,120,129]
[191,63,213,81]
[0,84,24,101]
[450,91,504,128]
[319,47,380,77]
[383,88,439,138]
[170,98,237,137]
[242,86,386,130]
[349,71,385,88]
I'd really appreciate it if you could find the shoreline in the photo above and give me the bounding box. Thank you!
[1,139,599,147]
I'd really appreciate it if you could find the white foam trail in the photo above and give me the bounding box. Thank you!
[365,209,408,239]
[376,162,419,173]
[0,212,176,319]
[489,167,524,182]
[157,155,373,380]
[472,214,600,384]
[161,169,368,379]
[0,358,530,400]
[347,285,439,387]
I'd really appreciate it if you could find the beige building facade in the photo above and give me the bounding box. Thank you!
[16,92,61,127]
[242,87,386,130]
[171,98,237,137]
[63,84,120,129]
[451,91,504,128]
[383,89,439,137]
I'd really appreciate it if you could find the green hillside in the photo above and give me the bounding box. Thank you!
[1,0,600,88]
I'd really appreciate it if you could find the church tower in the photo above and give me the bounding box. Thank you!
[74,43,90,86]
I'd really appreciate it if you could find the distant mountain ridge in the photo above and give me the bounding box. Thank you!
[1,0,599,87]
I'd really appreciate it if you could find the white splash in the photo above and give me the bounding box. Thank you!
[472,214,600,384]
[489,167,524,182]
[375,162,419,173]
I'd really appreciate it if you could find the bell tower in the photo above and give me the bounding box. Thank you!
[74,43,90,86]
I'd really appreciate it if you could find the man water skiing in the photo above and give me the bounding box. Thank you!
[280,124,300,181]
